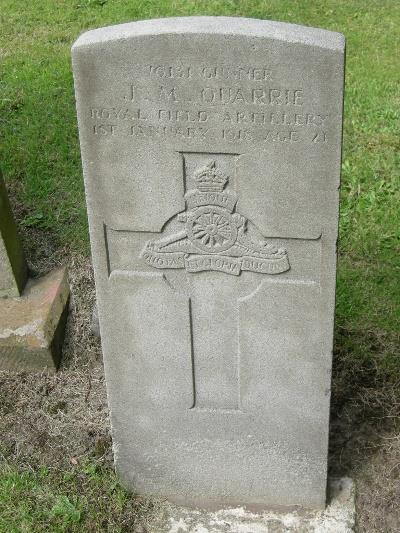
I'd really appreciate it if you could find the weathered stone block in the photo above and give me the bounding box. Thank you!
[0,170,27,297]
[158,478,355,532]
[0,268,70,371]
[91,303,100,337]
[73,17,345,510]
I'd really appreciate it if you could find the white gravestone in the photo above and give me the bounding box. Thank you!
[72,17,345,510]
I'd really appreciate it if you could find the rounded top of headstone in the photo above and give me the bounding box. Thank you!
[72,16,345,52]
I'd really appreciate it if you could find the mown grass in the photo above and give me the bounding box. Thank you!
[0,0,399,531]
[0,461,158,532]
[1,1,399,262]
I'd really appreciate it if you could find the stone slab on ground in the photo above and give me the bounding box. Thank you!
[73,17,345,509]
[0,267,70,370]
[0,169,27,297]
[91,303,100,337]
[155,479,355,533]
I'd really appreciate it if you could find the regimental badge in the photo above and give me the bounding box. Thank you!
[142,160,290,276]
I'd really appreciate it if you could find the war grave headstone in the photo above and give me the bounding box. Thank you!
[0,169,27,298]
[0,170,70,370]
[73,17,346,514]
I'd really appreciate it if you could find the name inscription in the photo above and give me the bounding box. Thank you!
[89,63,330,145]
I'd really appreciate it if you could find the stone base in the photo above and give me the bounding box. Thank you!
[91,303,100,338]
[154,479,355,533]
[0,268,69,371]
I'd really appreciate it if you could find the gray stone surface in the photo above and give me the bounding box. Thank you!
[91,303,100,337]
[155,478,355,532]
[72,17,345,510]
[0,169,27,297]
[0,267,70,371]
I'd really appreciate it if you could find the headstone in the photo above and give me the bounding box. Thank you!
[0,170,70,371]
[72,17,345,510]
[0,170,28,297]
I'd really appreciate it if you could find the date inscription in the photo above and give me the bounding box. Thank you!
[88,63,330,145]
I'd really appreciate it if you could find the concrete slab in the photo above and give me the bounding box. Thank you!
[0,267,70,370]
[91,303,100,337]
[155,479,355,533]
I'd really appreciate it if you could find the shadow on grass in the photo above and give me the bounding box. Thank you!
[329,324,400,476]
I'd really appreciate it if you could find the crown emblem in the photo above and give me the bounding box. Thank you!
[142,156,290,276]
[194,160,228,192]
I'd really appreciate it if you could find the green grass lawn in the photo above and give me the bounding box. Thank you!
[1,0,399,322]
[0,1,399,531]
[0,464,126,532]
[0,457,163,531]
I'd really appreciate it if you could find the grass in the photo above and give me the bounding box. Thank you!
[0,465,115,532]
[1,1,399,258]
[0,460,162,532]
[0,0,399,531]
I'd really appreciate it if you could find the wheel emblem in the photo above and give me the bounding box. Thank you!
[142,160,290,276]
[187,206,237,253]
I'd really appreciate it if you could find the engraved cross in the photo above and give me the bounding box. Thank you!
[105,154,319,411]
